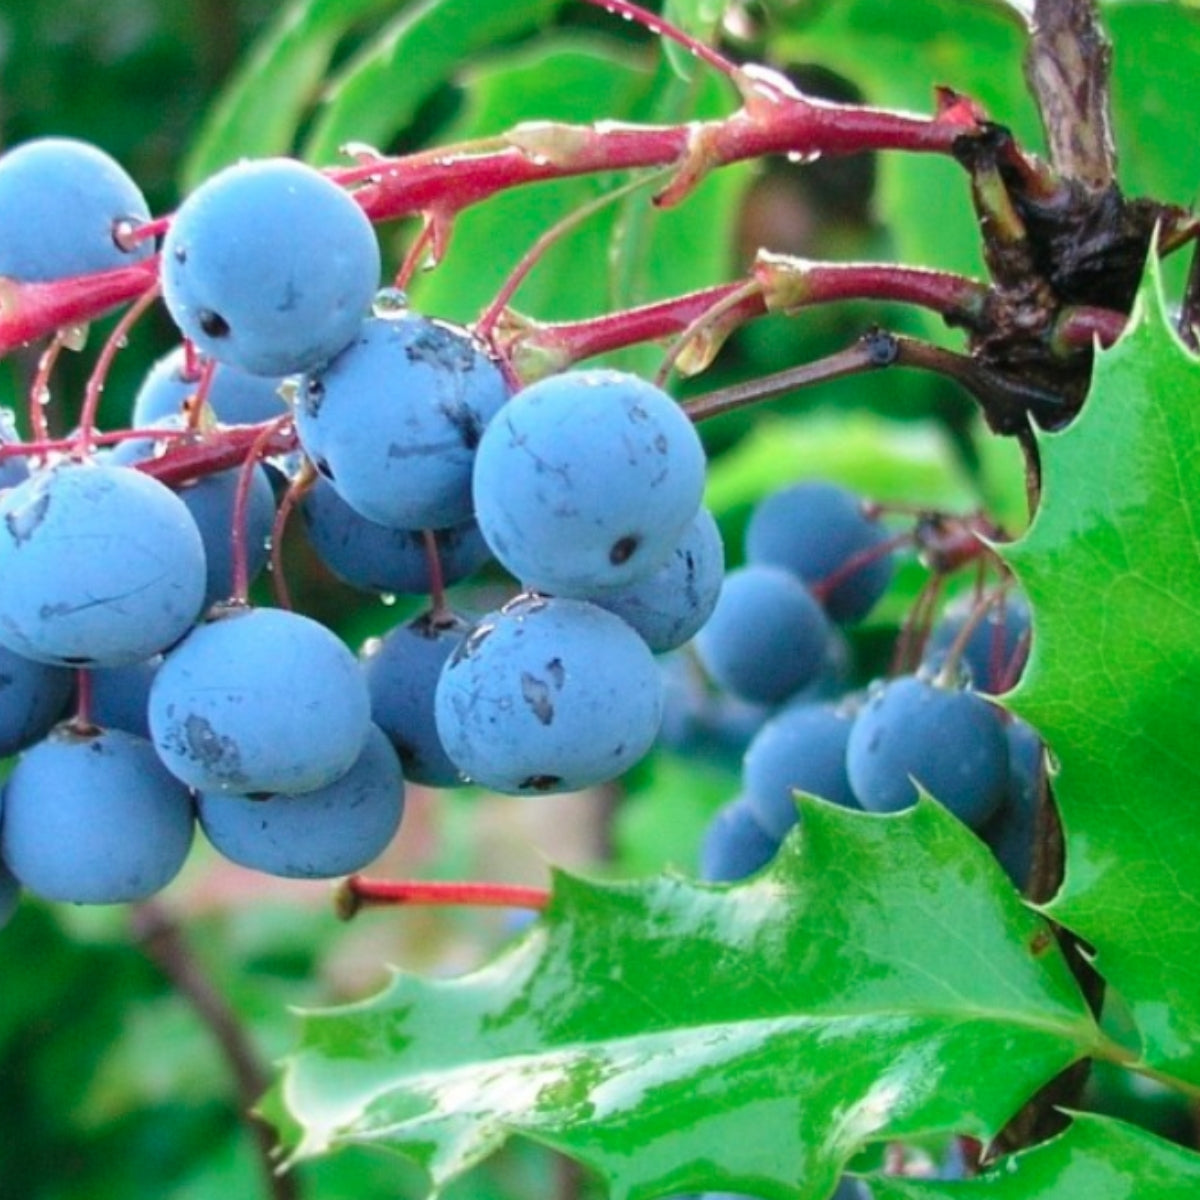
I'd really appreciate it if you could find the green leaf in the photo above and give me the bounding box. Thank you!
[302,0,564,165]
[1004,262,1200,1084]
[408,40,652,327]
[868,1113,1200,1198]
[763,0,1040,281]
[181,0,397,189]
[274,801,1099,1198]
[1106,4,1200,206]
[661,0,726,80]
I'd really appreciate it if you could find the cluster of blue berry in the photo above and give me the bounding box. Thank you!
[655,481,1038,893]
[0,140,725,917]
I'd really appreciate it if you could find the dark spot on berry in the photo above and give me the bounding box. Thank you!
[302,378,324,419]
[173,245,187,264]
[520,774,562,792]
[314,457,335,482]
[198,309,230,339]
[441,400,484,450]
[520,672,554,726]
[610,535,640,565]
[61,655,93,667]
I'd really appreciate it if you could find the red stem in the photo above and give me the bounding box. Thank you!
[511,282,768,370]
[1053,303,1127,352]
[229,417,290,604]
[421,529,450,619]
[577,0,739,79]
[0,259,159,356]
[28,330,71,445]
[1,94,975,357]
[73,668,95,733]
[347,103,965,229]
[269,466,315,613]
[134,422,296,488]
[77,282,161,453]
[755,255,989,327]
[337,875,550,919]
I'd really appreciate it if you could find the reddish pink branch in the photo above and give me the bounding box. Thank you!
[78,283,162,452]
[1052,304,1127,352]
[230,417,291,604]
[506,259,989,373]
[577,0,739,79]
[0,259,159,356]
[345,97,970,230]
[1,88,979,357]
[337,875,550,919]
[508,282,769,372]
[134,422,296,488]
[755,254,989,327]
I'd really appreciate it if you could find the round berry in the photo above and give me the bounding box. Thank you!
[472,370,706,594]
[0,138,152,282]
[161,158,380,376]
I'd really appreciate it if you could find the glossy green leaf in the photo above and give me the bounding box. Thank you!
[661,0,727,80]
[764,0,1038,281]
[1004,263,1200,1084]
[181,0,397,189]
[408,41,651,327]
[274,801,1099,1198]
[1106,4,1200,205]
[868,1113,1200,1198]
[302,0,564,165]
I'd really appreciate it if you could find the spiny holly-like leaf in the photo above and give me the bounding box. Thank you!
[273,801,1100,1200]
[1004,262,1200,1084]
[868,1113,1200,1198]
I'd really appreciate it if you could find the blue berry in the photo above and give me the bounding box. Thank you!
[0,462,207,667]
[113,422,276,610]
[132,346,289,427]
[161,158,380,376]
[0,860,17,928]
[923,592,1031,692]
[362,611,472,787]
[300,476,491,595]
[585,506,724,653]
[87,657,161,740]
[0,644,73,757]
[699,796,779,882]
[0,138,152,282]
[198,724,404,879]
[434,593,663,794]
[296,313,511,530]
[149,606,371,796]
[741,702,859,840]
[0,409,31,491]
[845,675,1010,827]
[981,718,1044,890]
[472,369,707,594]
[656,650,769,768]
[694,565,833,705]
[746,481,894,623]
[1,726,194,904]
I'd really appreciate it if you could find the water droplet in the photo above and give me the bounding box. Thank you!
[111,216,145,253]
[372,287,409,318]
[785,150,821,165]
[34,386,51,407]
[380,592,397,607]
